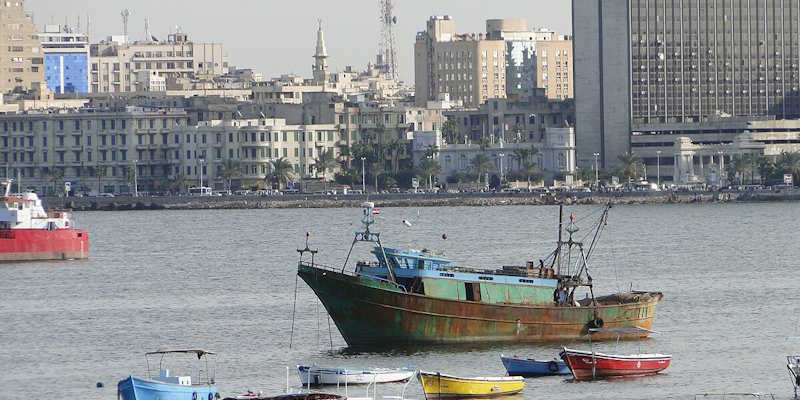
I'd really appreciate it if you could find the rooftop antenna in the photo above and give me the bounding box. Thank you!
[144,17,150,41]
[86,14,91,40]
[377,0,399,81]
[121,9,130,38]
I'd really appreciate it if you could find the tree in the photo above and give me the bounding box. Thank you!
[169,173,190,194]
[313,148,337,190]
[726,154,751,185]
[756,155,777,184]
[419,158,442,190]
[219,158,242,191]
[387,138,404,174]
[337,143,352,169]
[96,164,107,194]
[442,117,461,144]
[269,157,295,190]
[617,152,644,182]
[470,152,494,189]
[776,151,800,186]
[521,161,541,190]
[44,168,64,195]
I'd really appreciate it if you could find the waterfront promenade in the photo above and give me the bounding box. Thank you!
[43,189,800,211]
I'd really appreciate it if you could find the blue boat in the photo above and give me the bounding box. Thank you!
[500,354,571,377]
[117,348,220,400]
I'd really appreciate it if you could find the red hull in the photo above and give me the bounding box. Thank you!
[560,348,671,381]
[0,228,89,261]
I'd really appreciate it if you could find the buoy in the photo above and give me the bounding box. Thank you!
[441,233,448,240]
[96,382,104,388]
[402,219,412,227]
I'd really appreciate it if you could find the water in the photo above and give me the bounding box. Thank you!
[1,203,799,399]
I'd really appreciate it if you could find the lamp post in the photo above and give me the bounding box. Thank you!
[360,156,366,193]
[498,152,505,185]
[133,159,138,197]
[592,152,600,189]
[198,158,205,189]
[426,155,433,190]
[656,150,662,187]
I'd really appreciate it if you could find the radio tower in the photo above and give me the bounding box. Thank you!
[377,0,398,81]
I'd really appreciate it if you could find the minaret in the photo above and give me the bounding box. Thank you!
[313,19,329,85]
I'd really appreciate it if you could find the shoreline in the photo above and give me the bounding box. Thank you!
[43,190,800,211]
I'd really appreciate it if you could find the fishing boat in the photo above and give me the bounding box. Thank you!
[295,202,663,347]
[0,179,88,261]
[117,348,220,400]
[417,371,524,398]
[499,354,571,377]
[223,393,344,400]
[297,365,415,386]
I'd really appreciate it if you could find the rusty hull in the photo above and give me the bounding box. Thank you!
[297,263,663,347]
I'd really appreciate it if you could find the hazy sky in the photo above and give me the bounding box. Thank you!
[27,1,572,83]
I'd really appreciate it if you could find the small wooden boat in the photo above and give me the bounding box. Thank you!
[117,348,220,400]
[297,365,414,386]
[417,371,524,399]
[559,347,671,381]
[788,355,800,397]
[500,354,571,377]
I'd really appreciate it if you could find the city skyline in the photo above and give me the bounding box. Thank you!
[26,0,572,83]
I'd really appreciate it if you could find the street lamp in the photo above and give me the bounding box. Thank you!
[426,155,433,190]
[360,156,366,193]
[133,159,138,197]
[656,150,662,187]
[198,158,205,188]
[592,152,600,189]
[498,152,505,185]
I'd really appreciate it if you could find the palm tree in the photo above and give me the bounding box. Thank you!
[726,154,751,185]
[96,164,107,194]
[169,173,190,194]
[617,152,644,182]
[471,152,494,189]
[313,148,337,190]
[387,139,404,174]
[442,117,460,144]
[512,148,532,171]
[269,157,294,190]
[420,158,442,190]
[777,151,800,186]
[337,143,352,169]
[521,161,541,190]
[756,155,776,184]
[219,159,242,191]
[44,168,64,196]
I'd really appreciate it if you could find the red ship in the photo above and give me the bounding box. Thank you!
[0,180,88,261]
[559,347,671,380]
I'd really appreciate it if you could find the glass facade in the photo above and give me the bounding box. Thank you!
[44,53,89,93]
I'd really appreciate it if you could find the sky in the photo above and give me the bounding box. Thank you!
[27,0,572,83]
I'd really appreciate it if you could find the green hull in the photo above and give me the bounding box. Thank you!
[297,263,663,347]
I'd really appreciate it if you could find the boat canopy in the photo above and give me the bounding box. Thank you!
[146,348,216,358]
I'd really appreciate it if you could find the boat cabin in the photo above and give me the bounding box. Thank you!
[356,246,559,306]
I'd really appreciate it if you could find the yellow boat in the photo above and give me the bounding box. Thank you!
[417,371,524,399]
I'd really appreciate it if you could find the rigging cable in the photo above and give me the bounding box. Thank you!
[289,273,298,349]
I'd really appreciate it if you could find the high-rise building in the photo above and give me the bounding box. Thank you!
[414,16,507,107]
[40,25,90,94]
[574,0,800,169]
[486,19,573,101]
[90,30,226,93]
[0,0,44,94]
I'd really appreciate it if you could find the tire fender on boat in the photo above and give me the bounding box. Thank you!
[548,361,559,373]
[192,392,197,400]
[208,392,214,400]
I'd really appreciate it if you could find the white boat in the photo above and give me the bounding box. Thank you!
[788,355,800,397]
[297,365,414,386]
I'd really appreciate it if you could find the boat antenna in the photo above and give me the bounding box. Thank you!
[291,231,317,349]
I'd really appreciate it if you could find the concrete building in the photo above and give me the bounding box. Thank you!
[39,25,90,94]
[0,0,44,94]
[135,70,166,92]
[90,30,226,93]
[415,15,507,107]
[486,19,573,101]
[411,126,576,186]
[574,0,800,171]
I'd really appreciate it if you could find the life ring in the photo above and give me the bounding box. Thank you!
[192,393,197,400]
[547,360,559,373]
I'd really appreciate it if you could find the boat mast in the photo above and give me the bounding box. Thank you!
[340,202,397,283]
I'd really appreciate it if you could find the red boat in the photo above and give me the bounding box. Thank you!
[0,180,88,261]
[560,347,671,380]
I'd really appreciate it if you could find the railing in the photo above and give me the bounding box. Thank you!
[298,261,407,293]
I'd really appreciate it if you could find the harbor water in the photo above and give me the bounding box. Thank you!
[1,203,798,399]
